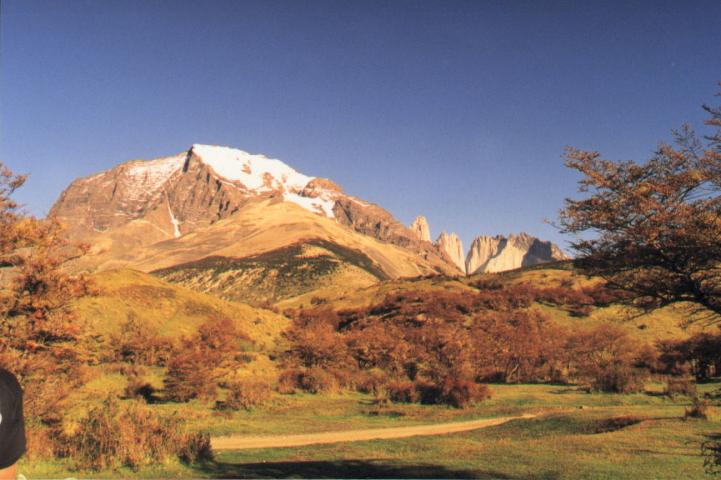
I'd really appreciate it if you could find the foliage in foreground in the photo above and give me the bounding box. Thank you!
[0,163,95,422]
[68,398,212,471]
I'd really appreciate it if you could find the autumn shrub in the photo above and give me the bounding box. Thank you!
[581,284,630,307]
[685,397,710,420]
[177,432,214,464]
[387,379,419,403]
[124,379,157,403]
[664,377,697,398]
[412,378,491,408]
[220,380,272,411]
[276,367,338,394]
[589,365,645,394]
[588,416,643,434]
[326,367,357,389]
[69,398,213,470]
[164,350,218,402]
[413,379,441,405]
[277,368,302,394]
[298,367,338,393]
[355,368,389,396]
[111,318,174,366]
[440,378,492,408]
[24,425,57,460]
[657,333,721,380]
[566,324,648,393]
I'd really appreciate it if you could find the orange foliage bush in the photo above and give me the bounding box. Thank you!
[68,398,213,470]
[219,379,272,411]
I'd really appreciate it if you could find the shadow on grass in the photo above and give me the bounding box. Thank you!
[191,459,560,479]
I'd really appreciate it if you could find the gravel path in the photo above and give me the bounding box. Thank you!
[211,413,537,451]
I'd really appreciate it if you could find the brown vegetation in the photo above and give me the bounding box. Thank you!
[164,316,251,402]
[282,282,660,404]
[68,398,212,470]
[217,379,272,411]
[0,163,95,422]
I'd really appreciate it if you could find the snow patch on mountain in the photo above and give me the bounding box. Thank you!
[126,154,184,187]
[283,192,336,218]
[191,144,313,193]
[166,196,182,238]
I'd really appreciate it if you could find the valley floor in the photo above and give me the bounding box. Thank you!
[20,381,721,479]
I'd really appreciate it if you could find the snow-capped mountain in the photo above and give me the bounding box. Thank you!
[50,144,457,277]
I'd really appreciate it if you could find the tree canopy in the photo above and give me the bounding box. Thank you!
[559,87,721,318]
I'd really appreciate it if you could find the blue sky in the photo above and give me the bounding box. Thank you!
[1,0,720,251]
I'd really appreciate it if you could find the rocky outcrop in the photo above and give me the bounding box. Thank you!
[466,235,505,274]
[436,232,465,273]
[465,232,567,274]
[410,216,431,242]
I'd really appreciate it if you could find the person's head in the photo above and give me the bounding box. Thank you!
[0,369,25,479]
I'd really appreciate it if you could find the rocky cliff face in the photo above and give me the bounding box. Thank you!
[410,216,431,242]
[436,232,465,273]
[466,235,505,274]
[465,232,567,274]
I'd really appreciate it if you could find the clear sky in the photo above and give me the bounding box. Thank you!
[2,0,720,251]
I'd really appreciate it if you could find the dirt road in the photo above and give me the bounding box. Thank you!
[211,413,536,451]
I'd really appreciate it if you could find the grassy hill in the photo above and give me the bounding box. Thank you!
[73,268,289,349]
[153,240,386,306]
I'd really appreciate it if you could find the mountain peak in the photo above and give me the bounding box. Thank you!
[189,144,313,194]
[410,215,431,242]
[435,231,465,273]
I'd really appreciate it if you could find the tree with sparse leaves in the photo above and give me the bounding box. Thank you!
[559,86,721,319]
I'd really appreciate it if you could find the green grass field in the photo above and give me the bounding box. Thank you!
[20,381,721,479]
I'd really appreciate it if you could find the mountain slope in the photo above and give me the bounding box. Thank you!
[66,198,455,304]
[153,239,386,305]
